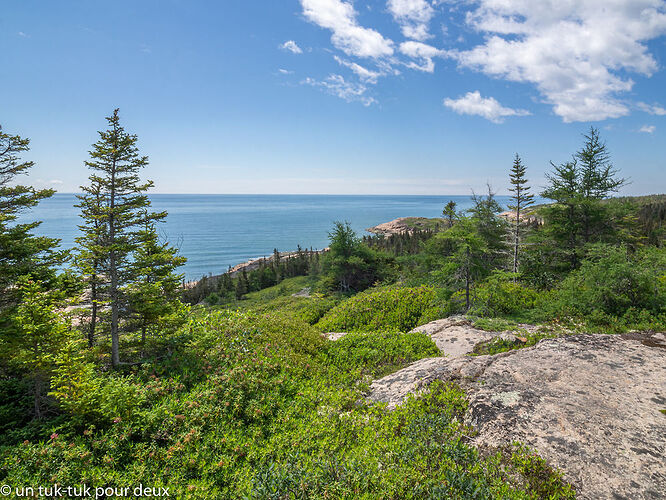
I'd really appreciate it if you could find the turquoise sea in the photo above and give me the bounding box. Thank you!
[23,194,515,280]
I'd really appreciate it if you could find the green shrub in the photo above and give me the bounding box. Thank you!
[447,271,542,317]
[325,331,440,380]
[544,245,666,320]
[50,340,149,427]
[203,292,220,306]
[291,295,340,324]
[320,221,396,293]
[316,285,437,332]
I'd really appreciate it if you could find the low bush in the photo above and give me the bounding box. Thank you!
[316,285,437,333]
[447,272,542,317]
[325,330,440,382]
[292,295,341,324]
[543,245,666,321]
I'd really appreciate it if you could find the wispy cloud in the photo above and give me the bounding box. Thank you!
[300,0,394,58]
[443,91,531,123]
[639,125,656,134]
[278,68,294,75]
[280,40,303,54]
[17,31,28,37]
[399,41,444,72]
[302,74,376,106]
[387,0,436,41]
[638,102,666,116]
[334,56,381,82]
[35,179,64,187]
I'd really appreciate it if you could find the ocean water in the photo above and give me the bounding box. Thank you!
[21,193,514,280]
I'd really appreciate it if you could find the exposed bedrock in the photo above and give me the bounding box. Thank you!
[368,319,666,499]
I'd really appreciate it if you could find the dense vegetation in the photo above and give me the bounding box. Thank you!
[1,118,664,498]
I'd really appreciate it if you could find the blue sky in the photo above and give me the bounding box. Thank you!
[2,0,666,195]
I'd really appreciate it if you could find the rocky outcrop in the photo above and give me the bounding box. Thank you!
[366,217,446,236]
[369,317,523,404]
[368,321,666,499]
[411,316,517,356]
[498,209,542,225]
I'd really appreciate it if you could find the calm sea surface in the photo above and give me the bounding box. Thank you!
[22,194,515,280]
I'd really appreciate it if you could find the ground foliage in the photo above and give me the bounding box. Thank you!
[1,308,574,499]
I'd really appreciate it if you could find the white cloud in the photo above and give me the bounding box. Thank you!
[639,125,656,133]
[278,68,294,75]
[301,0,394,58]
[443,91,531,123]
[387,0,436,41]
[18,31,28,37]
[451,0,666,122]
[280,40,303,54]
[302,74,376,106]
[399,41,444,72]
[334,56,382,82]
[638,102,666,115]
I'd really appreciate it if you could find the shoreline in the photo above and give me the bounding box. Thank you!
[183,247,329,288]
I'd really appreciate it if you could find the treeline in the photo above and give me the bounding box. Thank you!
[363,229,435,255]
[183,246,323,304]
[415,128,665,323]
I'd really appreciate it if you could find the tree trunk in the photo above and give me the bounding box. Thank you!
[465,247,471,311]
[89,278,97,347]
[513,205,520,274]
[109,137,120,368]
[568,203,578,269]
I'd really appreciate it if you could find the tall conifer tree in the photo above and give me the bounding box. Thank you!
[74,181,107,347]
[541,128,626,272]
[0,126,60,318]
[79,109,158,367]
[443,200,457,227]
[508,154,534,273]
[576,127,626,243]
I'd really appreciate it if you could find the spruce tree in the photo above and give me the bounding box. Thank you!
[74,181,107,347]
[443,200,457,227]
[541,159,582,270]
[576,127,626,243]
[79,109,157,367]
[235,271,248,299]
[468,186,508,270]
[0,126,61,317]
[125,215,186,344]
[541,128,626,272]
[440,217,488,310]
[10,279,70,419]
[508,154,534,273]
